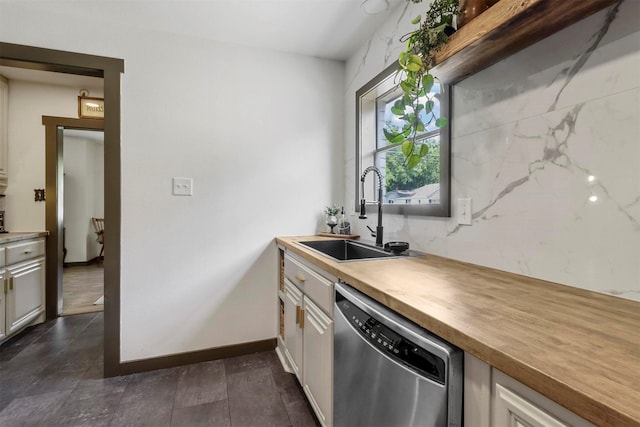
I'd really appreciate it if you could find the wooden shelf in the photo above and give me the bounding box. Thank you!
[431,0,618,83]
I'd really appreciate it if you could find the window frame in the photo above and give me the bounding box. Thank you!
[355,61,451,217]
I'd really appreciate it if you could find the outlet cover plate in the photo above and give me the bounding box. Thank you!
[173,177,193,196]
[458,198,472,225]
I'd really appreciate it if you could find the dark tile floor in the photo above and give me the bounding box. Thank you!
[0,313,319,427]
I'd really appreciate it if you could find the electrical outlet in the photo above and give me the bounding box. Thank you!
[172,177,193,196]
[458,198,472,225]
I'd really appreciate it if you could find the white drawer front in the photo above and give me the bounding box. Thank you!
[6,239,45,265]
[284,254,333,316]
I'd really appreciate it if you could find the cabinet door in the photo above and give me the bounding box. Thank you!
[6,258,45,335]
[0,76,8,183]
[492,370,594,427]
[284,279,303,380]
[493,383,569,427]
[0,269,6,341]
[302,297,333,427]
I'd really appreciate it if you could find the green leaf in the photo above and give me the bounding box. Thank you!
[391,105,405,115]
[422,74,434,92]
[419,144,429,157]
[398,52,407,66]
[383,128,404,143]
[407,154,421,169]
[400,80,413,93]
[425,100,435,112]
[402,140,413,157]
[406,62,421,72]
[408,54,423,67]
[416,121,425,132]
[435,117,448,128]
[411,14,421,25]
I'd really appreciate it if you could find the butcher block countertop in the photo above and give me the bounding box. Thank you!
[276,235,640,427]
[0,231,48,245]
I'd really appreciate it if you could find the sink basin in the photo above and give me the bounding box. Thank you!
[297,239,419,262]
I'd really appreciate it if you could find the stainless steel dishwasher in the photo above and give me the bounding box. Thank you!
[334,282,463,427]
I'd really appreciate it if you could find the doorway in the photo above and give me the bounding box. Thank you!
[61,128,105,316]
[1,42,123,376]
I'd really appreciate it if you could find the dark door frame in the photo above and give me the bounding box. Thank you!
[42,117,103,309]
[1,43,123,377]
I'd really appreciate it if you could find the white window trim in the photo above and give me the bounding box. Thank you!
[355,61,451,217]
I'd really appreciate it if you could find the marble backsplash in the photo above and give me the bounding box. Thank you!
[344,0,640,301]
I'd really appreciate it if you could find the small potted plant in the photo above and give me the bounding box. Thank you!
[325,204,341,233]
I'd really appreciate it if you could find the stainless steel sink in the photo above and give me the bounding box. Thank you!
[297,239,421,262]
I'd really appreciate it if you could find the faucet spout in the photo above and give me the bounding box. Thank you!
[360,166,384,247]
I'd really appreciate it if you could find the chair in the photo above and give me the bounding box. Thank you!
[92,217,104,263]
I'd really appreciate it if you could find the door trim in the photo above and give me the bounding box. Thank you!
[1,42,123,377]
[42,117,103,316]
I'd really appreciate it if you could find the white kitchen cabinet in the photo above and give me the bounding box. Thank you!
[464,352,492,427]
[0,267,6,341]
[463,354,594,427]
[5,257,45,335]
[0,75,8,192]
[491,369,594,427]
[277,247,335,427]
[283,278,303,380]
[0,237,46,345]
[302,296,333,427]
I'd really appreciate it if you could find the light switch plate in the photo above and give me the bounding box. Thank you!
[458,198,472,225]
[172,177,193,196]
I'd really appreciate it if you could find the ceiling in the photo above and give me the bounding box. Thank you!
[1,0,403,86]
[12,0,404,61]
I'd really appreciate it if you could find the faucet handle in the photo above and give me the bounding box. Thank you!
[367,225,376,237]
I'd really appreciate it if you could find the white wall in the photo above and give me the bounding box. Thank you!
[63,131,104,263]
[4,80,103,232]
[346,2,640,301]
[0,3,344,361]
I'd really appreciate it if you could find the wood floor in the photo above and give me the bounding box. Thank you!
[0,313,319,426]
[63,264,104,316]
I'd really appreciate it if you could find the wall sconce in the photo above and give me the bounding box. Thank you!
[34,189,45,202]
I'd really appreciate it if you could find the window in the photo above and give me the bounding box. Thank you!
[356,62,451,216]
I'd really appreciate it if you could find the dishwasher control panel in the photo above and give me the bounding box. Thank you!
[336,291,446,385]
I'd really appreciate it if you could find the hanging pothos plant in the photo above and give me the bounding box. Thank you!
[384,0,459,168]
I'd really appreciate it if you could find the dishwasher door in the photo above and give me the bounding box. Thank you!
[334,282,462,427]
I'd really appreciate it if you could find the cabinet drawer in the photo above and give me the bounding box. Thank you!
[6,239,45,265]
[0,247,5,267]
[284,254,333,315]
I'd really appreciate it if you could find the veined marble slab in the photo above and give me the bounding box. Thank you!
[345,0,640,301]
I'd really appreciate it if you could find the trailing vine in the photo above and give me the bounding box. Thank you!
[384,0,459,168]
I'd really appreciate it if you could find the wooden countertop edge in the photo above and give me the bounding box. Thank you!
[275,235,640,427]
